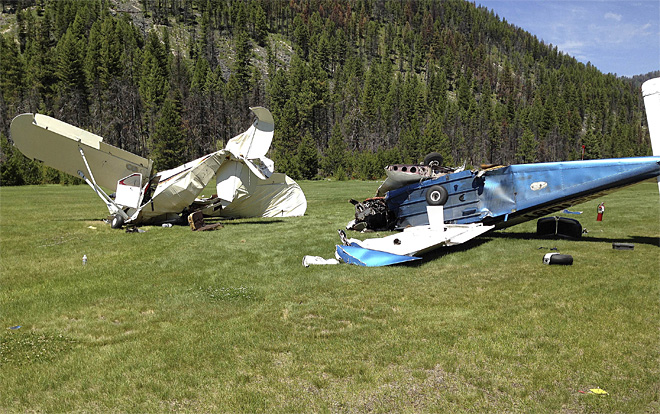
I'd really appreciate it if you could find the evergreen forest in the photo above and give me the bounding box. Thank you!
[0,0,657,185]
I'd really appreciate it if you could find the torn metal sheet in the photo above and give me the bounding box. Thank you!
[201,168,306,218]
[344,206,494,257]
[136,151,226,224]
[336,206,494,267]
[335,244,421,267]
[376,164,462,196]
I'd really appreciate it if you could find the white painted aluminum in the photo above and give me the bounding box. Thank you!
[115,173,143,209]
[347,206,493,257]
[642,77,660,196]
[10,113,152,191]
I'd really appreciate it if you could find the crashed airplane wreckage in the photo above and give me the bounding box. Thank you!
[332,77,660,267]
[10,107,307,227]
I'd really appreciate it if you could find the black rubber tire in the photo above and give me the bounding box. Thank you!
[544,253,573,265]
[425,185,449,206]
[423,152,443,167]
[111,215,124,229]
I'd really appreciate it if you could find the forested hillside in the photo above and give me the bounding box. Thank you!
[0,0,655,185]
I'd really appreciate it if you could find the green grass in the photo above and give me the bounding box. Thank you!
[1,180,658,412]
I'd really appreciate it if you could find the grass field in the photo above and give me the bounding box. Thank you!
[1,179,658,413]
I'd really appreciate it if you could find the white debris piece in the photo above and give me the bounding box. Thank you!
[302,256,339,267]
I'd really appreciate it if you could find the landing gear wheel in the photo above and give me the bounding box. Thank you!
[423,152,444,167]
[111,214,124,229]
[542,253,573,265]
[425,185,448,206]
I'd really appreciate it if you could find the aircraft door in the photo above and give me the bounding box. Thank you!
[115,173,143,209]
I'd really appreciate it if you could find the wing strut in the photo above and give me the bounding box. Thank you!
[76,147,129,220]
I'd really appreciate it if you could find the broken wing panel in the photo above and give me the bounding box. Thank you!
[349,223,493,256]
[136,151,226,222]
[215,171,307,218]
[215,159,247,205]
[336,244,421,267]
[10,113,152,191]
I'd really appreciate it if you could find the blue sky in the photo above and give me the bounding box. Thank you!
[474,0,659,77]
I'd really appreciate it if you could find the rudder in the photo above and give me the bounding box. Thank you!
[642,77,660,156]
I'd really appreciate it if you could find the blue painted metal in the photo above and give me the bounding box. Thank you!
[386,156,660,230]
[335,244,421,267]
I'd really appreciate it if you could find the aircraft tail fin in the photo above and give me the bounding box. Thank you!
[642,77,660,197]
[225,107,274,161]
[642,78,660,156]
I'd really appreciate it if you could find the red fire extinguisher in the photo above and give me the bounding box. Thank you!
[596,202,605,221]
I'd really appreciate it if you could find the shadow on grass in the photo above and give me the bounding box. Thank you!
[59,218,109,222]
[386,229,659,268]
[489,231,660,247]
[204,218,285,226]
[408,237,494,266]
[64,217,286,227]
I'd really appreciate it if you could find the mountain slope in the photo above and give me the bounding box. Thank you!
[0,0,654,184]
